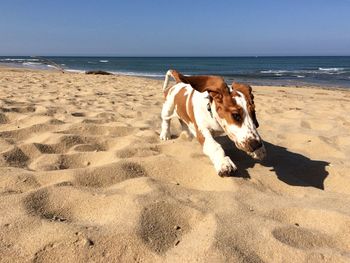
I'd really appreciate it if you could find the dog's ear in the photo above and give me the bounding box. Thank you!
[171,70,228,97]
[232,82,259,128]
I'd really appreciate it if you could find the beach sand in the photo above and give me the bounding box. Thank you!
[0,67,349,262]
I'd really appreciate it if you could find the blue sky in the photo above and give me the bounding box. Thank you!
[0,0,349,56]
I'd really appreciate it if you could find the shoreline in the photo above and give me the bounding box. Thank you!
[1,65,349,92]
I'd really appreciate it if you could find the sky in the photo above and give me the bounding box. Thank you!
[0,0,349,56]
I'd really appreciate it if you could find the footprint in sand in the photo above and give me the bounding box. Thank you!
[0,112,9,124]
[24,185,138,228]
[19,143,56,162]
[0,171,40,195]
[33,239,92,263]
[24,189,72,222]
[73,143,106,152]
[81,118,109,124]
[74,161,147,188]
[59,124,134,137]
[272,226,338,250]
[138,201,193,254]
[1,105,36,113]
[52,135,86,152]
[115,145,160,158]
[28,153,92,171]
[300,120,311,129]
[0,123,56,140]
[267,207,350,249]
[95,112,117,121]
[47,118,65,125]
[0,147,30,168]
[34,134,109,154]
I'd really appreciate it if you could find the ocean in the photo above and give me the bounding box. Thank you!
[1,56,350,88]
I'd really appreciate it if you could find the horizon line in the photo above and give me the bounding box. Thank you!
[1,55,350,58]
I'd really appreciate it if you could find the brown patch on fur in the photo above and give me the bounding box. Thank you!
[196,129,205,145]
[174,87,206,145]
[174,87,191,124]
[215,91,243,127]
[232,83,259,128]
[171,70,227,94]
[187,90,206,145]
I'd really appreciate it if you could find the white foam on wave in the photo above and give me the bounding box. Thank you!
[99,60,109,63]
[110,71,163,78]
[23,62,42,66]
[260,70,288,74]
[0,58,40,62]
[261,68,348,76]
[65,69,86,73]
[2,58,24,62]
[47,65,59,69]
[319,67,344,71]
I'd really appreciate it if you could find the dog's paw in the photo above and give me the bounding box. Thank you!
[160,130,171,141]
[217,157,237,177]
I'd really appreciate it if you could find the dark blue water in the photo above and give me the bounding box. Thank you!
[1,56,350,87]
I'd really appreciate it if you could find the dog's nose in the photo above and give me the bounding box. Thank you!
[249,139,263,152]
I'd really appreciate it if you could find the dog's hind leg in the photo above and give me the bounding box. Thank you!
[179,119,192,138]
[160,96,175,140]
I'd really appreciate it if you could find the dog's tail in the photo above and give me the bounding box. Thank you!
[162,70,174,92]
[162,69,183,92]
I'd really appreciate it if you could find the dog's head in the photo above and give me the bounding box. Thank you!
[172,70,266,160]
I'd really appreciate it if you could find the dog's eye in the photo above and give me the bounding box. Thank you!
[232,113,242,122]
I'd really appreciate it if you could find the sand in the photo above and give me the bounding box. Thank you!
[0,67,349,262]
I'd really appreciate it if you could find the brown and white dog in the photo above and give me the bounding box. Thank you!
[160,70,266,177]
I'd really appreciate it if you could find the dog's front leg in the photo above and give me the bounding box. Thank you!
[199,129,237,177]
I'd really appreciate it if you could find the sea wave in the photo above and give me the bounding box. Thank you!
[260,70,289,74]
[47,65,59,69]
[0,58,23,62]
[0,58,40,62]
[65,69,86,73]
[318,67,344,71]
[99,60,109,63]
[110,71,163,78]
[261,68,348,76]
[22,62,42,66]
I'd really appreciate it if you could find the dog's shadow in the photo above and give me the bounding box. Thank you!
[217,137,330,190]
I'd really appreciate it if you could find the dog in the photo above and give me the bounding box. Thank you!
[160,69,266,177]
